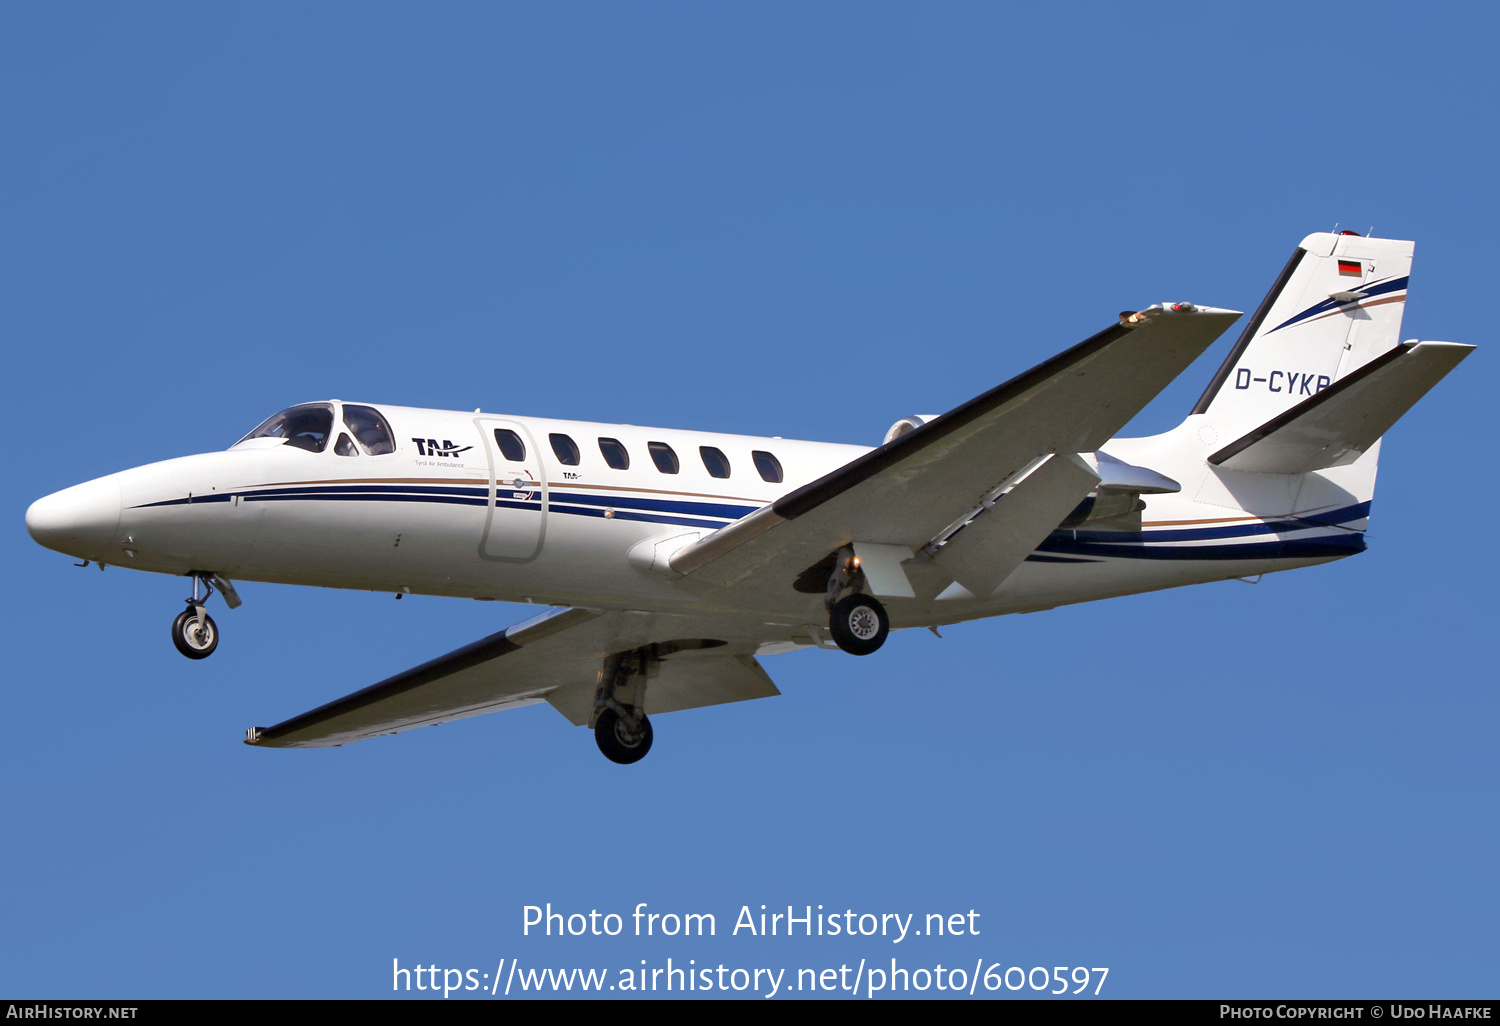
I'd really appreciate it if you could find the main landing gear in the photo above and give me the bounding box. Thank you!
[595,708,654,764]
[592,649,655,764]
[170,572,240,660]
[825,548,889,656]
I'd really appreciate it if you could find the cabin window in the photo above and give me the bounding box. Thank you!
[334,433,359,457]
[752,450,783,483]
[648,442,679,474]
[550,433,581,466]
[598,437,630,470]
[493,429,526,462]
[699,446,731,479]
[238,403,335,453]
[342,405,396,455]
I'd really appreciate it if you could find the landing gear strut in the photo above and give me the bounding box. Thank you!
[824,547,889,656]
[591,649,655,764]
[171,572,235,660]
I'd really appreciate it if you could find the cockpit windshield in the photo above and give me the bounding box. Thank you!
[342,404,396,455]
[237,404,335,453]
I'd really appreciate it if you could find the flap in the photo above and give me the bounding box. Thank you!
[545,652,780,726]
[933,452,1101,597]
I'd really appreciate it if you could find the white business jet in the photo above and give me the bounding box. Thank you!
[26,232,1471,763]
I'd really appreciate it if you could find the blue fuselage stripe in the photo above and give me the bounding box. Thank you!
[1088,501,1371,543]
[1035,533,1366,561]
[548,490,759,519]
[248,493,490,507]
[132,488,1371,562]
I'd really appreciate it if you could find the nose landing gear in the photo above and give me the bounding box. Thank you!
[172,605,218,659]
[171,572,239,660]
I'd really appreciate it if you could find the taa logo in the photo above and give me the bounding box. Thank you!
[411,438,474,457]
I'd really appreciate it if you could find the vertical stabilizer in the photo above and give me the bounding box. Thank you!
[1190,232,1414,441]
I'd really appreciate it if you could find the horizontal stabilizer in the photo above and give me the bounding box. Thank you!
[1209,341,1474,474]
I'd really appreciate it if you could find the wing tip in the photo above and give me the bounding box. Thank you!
[244,725,331,748]
[1118,303,1242,327]
[243,732,343,749]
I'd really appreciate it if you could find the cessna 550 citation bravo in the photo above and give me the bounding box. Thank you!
[25,233,1472,763]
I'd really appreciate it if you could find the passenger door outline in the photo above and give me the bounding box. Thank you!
[476,418,548,562]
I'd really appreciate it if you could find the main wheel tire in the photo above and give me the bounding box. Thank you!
[172,608,218,660]
[829,594,889,655]
[594,708,653,764]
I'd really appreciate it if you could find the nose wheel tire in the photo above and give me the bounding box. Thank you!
[595,708,653,764]
[829,594,889,655]
[172,608,219,660]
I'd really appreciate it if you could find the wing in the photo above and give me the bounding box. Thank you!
[244,606,781,749]
[669,304,1240,599]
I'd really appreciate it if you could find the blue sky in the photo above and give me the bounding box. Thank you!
[4,2,1494,999]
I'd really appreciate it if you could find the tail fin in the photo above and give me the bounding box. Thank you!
[1191,232,1414,441]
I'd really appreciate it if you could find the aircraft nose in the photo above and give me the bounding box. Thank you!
[26,477,122,558]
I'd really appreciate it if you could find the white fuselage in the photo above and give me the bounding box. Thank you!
[26,400,1372,633]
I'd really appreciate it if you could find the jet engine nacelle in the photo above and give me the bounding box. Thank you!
[1061,489,1146,527]
[883,415,940,445]
[1061,451,1182,529]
